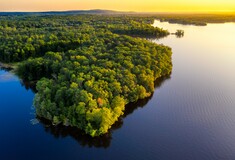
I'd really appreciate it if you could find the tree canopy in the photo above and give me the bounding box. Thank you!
[0,15,172,136]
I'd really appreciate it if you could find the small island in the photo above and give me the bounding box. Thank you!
[0,15,172,137]
[173,29,185,38]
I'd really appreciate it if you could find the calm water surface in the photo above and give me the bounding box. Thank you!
[1,21,235,160]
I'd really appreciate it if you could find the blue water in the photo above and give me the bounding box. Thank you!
[1,21,235,160]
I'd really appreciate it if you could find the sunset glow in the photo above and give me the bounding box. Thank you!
[1,0,235,13]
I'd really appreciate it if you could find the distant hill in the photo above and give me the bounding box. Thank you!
[0,9,134,16]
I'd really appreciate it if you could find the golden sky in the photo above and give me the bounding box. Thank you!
[1,0,235,12]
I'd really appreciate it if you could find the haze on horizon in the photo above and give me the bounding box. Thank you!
[1,0,235,13]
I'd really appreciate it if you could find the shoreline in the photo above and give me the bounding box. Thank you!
[0,62,15,70]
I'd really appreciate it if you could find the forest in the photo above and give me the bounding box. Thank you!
[153,13,235,26]
[0,15,172,137]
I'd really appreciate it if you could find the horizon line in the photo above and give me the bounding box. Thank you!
[0,9,235,14]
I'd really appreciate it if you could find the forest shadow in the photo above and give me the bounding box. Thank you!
[28,74,171,148]
[20,80,37,93]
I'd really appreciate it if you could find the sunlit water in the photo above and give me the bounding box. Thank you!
[0,21,235,160]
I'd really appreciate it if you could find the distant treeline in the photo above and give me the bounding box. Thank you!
[0,15,169,63]
[153,13,235,26]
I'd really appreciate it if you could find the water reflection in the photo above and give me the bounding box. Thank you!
[125,75,171,117]
[38,117,114,148]
[0,68,18,82]
[20,80,37,93]
[35,75,171,148]
[175,33,184,38]
[173,29,185,38]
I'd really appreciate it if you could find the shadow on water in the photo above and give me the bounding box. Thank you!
[38,117,116,148]
[20,80,37,93]
[35,74,171,148]
[0,67,38,92]
[175,34,184,38]
[124,75,171,118]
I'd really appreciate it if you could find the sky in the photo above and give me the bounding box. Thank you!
[1,0,235,13]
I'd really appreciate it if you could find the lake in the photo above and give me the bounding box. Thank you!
[1,20,235,160]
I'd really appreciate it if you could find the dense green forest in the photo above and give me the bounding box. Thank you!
[0,15,172,136]
[153,13,235,26]
[110,13,235,26]
[0,15,169,62]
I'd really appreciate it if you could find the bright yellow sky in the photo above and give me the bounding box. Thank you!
[1,0,235,12]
